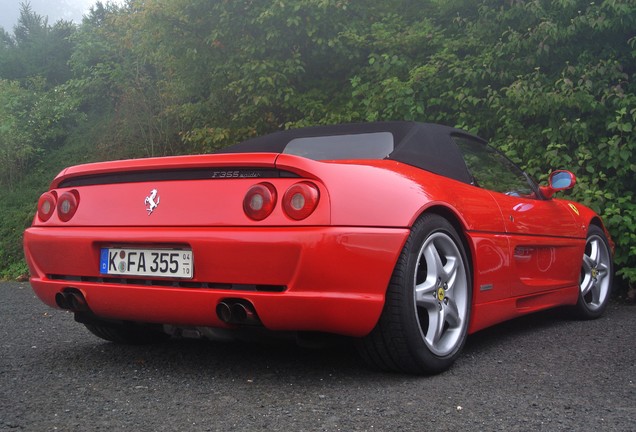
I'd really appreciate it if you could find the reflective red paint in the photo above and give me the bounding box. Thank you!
[24,153,607,336]
[23,121,616,387]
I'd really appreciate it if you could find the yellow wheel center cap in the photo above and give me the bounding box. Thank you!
[437,287,445,302]
[591,268,599,279]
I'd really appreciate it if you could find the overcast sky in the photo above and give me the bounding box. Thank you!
[1,0,125,32]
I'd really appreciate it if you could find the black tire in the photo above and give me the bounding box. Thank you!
[83,321,169,345]
[575,225,613,319]
[357,213,472,374]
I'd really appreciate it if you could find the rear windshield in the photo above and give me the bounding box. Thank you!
[283,132,394,161]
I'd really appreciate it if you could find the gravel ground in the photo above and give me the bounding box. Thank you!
[1,281,634,431]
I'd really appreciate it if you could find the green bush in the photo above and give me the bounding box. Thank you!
[1,0,634,288]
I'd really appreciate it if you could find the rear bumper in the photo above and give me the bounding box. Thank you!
[24,226,409,336]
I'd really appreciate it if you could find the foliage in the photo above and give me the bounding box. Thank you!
[0,2,76,86]
[0,0,634,286]
[339,0,636,284]
[0,77,82,187]
[0,79,34,187]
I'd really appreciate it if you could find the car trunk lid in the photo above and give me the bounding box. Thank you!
[37,153,331,227]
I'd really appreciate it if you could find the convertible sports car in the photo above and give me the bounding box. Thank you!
[23,122,613,374]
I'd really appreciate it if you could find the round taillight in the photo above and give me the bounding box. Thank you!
[283,182,320,220]
[243,183,277,221]
[37,192,57,222]
[57,191,79,222]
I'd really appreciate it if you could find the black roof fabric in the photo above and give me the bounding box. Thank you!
[217,122,484,184]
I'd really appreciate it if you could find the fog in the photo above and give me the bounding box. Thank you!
[0,0,122,32]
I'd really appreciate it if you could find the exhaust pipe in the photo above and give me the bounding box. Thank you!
[67,291,89,312]
[216,299,260,325]
[231,302,257,324]
[216,302,232,323]
[55,289,89,312]
[55,292,70,309]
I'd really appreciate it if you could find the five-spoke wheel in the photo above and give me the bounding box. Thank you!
[576,225,613,319]
[357,214,471,374]
[414,231,469,357]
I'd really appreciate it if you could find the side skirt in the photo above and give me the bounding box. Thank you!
[467,285,579,334]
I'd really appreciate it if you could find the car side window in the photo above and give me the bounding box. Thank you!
[453,136,537,199]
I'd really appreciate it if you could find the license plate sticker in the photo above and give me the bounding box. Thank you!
[100,248,193,279]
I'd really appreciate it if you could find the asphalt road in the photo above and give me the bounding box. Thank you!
[1,281,634,431]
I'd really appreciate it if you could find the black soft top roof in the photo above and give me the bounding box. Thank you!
[217,121,485,184]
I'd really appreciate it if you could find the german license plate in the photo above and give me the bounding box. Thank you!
[100,248,193,279]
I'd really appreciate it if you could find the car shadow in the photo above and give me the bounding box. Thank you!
[37,306,584,380]
[462,307,573,355]
[42,330,381,381]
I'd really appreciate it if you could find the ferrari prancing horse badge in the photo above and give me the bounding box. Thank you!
[144,189,160,215]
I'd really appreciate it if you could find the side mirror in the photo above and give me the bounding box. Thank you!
[539,170,576,199]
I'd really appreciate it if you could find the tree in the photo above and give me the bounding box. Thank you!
[0,2,75,86]
[0,0,634,286]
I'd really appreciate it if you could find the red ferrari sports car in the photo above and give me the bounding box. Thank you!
[23,122,613,374]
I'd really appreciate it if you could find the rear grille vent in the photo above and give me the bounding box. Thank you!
[48,274,286,292]
[58,168,299,188]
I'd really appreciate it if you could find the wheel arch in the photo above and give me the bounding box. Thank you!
[589,216,604,229]
[358,205,475,373]
[589,216,615,254]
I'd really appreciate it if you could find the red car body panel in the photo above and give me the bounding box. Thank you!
[24,126,609,339]
[25,226,408,336]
